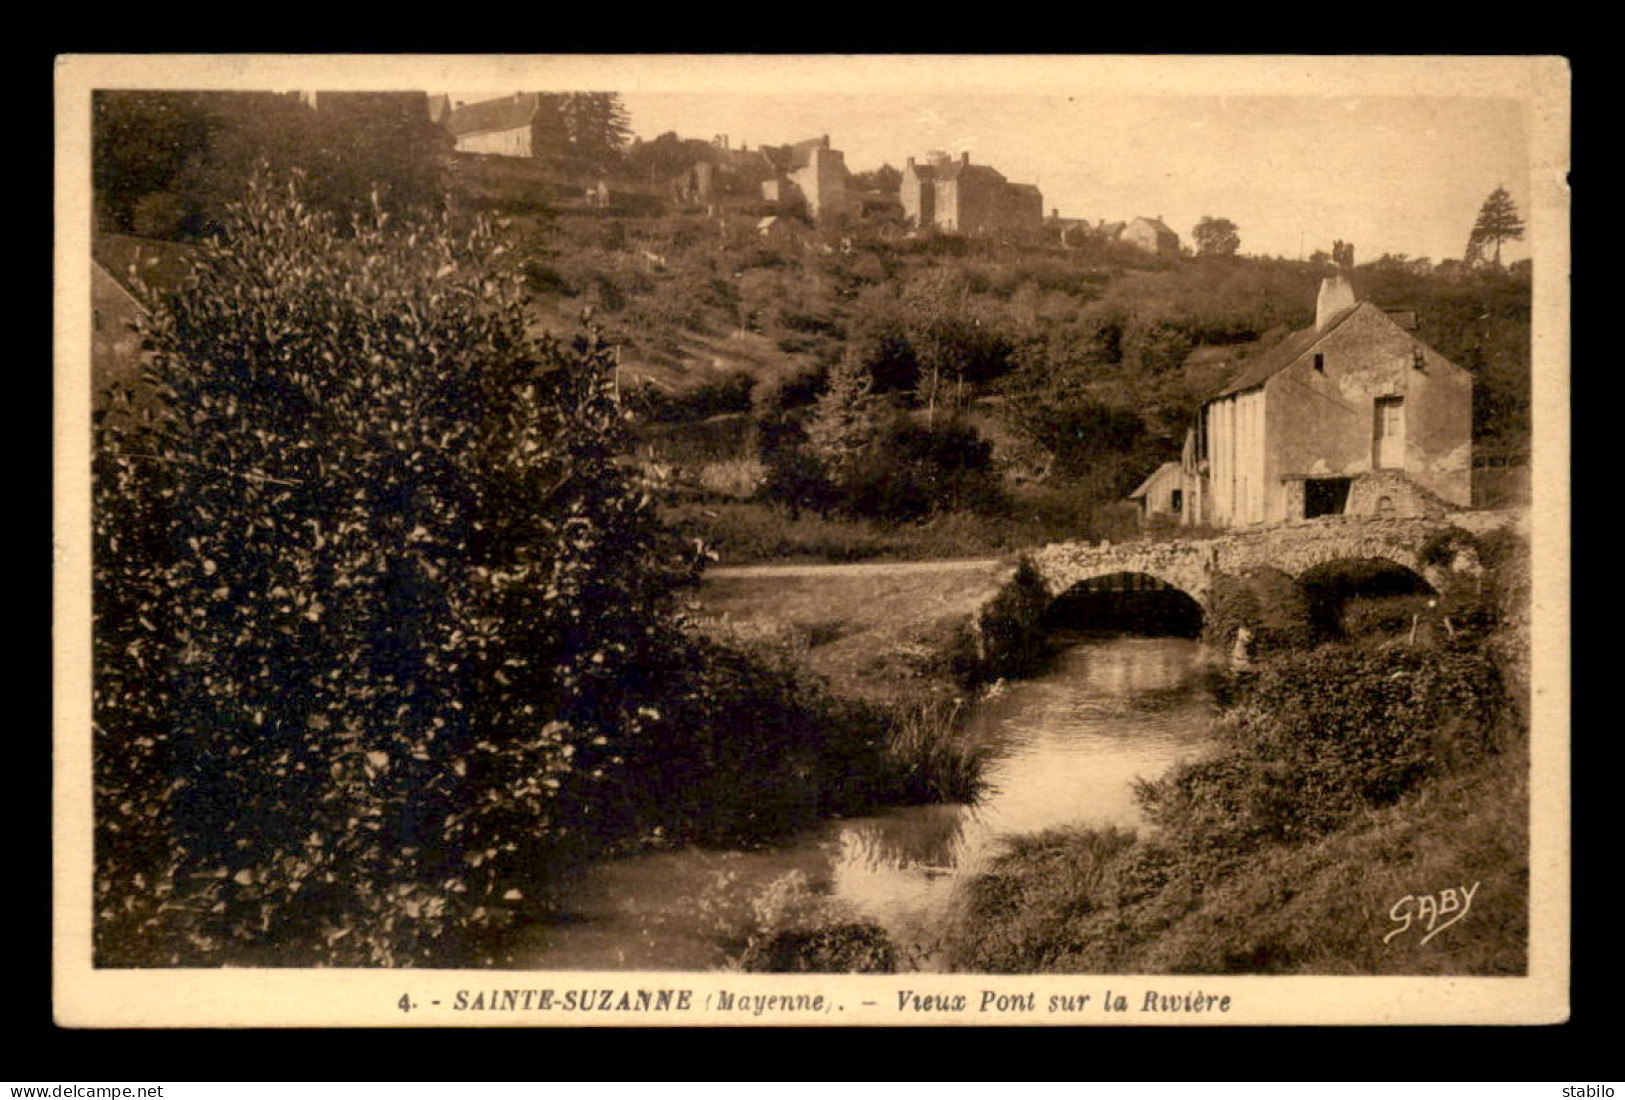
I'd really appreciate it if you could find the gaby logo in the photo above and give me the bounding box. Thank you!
[1384,881,1481,945]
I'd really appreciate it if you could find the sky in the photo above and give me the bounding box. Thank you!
[611,91,1530,264]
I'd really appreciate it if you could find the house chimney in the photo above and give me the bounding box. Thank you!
[907,156,916,169]
[961,151,970,166]
[1315,275,1357,331]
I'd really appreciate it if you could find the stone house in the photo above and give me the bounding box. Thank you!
[1118,215,1181,256]
[757,135,854,223]
[1164,275,1472,528]
[900,152,1043,235]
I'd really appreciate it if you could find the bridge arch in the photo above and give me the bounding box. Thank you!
[1043,570,1205,637]
[1267,542,1448,596]
[1293,555,1439,641]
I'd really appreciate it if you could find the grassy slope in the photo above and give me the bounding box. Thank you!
[957,739,1526,975]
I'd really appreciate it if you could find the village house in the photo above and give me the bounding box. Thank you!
[1148,275,1472,529]
[1118,215,1181,256]
[1128,462,1186,526]
[757,135,855,224]
[900,152,1043,235]
[444,93,566,158]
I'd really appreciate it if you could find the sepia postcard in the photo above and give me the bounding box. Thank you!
[54,53,1570,1027]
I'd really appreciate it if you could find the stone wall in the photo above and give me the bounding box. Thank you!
[1344,469,1455,519]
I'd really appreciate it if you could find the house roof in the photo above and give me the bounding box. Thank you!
[1128,462,1182,499]
[93,234,195,304]
[1006,183,1042,198]
[760,136,831,173]
[1128,215,1177,236]
[1207,302,1370,400]
[446,94,539,137]
[934,162,1006,186]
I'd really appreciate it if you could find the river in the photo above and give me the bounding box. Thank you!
[507,634,1218,971]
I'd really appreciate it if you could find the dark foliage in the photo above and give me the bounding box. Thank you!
[92,174,704,966]
[1140,646,1507,848]
[839,419,1004,524]
[738,923,898,973]
[1204,568,1316,655]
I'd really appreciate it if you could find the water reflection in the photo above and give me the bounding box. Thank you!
[510,636,1216,971]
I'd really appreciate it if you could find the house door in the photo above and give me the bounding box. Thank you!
[1374,396,1406,469]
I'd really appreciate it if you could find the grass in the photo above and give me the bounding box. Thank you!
[667,480,1118,567]
[879,696,991,804]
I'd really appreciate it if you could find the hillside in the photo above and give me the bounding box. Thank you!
[475,158,1533,497]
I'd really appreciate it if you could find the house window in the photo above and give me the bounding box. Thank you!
[1305,477,1352,518]
[1171,489,1183,513]
[1313,353,1325,372]
[1412,347,1426,371]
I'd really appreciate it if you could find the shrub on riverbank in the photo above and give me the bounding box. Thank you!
[92,175,713,966]
[1204,567,1315,656]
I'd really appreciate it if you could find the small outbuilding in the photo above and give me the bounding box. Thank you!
[1128,462,1186,526]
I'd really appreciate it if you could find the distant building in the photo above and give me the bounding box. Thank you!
[1162,275,1473,528]
[900,152,1043,235]
[1118,215,1181,256]
[445,93,564,158]
[757,135,854,223]
[1128,462,1185,526]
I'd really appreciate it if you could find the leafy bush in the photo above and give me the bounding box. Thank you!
[1139,645,1507,847]
[738,924,898,973]
[1204,568,1315,656]
[1339,594,1436,641]
[93,174,705,966]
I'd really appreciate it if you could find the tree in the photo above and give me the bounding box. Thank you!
[1193,216,1241,257]
[804,353,882,487]
[561,92,633,167]
[92,91,217,234]
[851,164,902,194]
[92,172,702,966]
[95,91,450,240]
[1466,186,1525,267]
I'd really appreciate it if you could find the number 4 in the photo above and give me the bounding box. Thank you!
[399,993,413,1013]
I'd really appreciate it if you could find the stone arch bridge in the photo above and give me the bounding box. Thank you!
[1021,512,1517,612]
